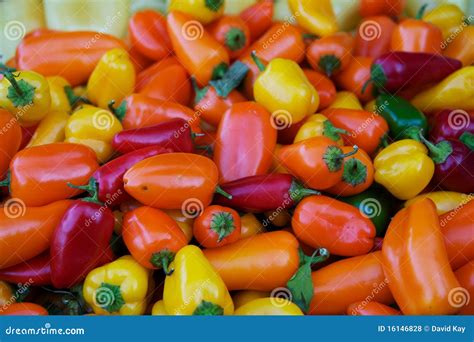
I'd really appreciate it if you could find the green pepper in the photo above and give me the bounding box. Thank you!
[338,185,398,237]
[375,94,428,141]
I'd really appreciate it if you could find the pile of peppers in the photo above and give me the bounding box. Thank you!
[0,0,473,317]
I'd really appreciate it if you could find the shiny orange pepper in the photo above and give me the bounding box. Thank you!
[334,56,374,102]
[443,26,474,66]
[0,302,48,315]
[303,69,337,110]
[455,261,474,315]
[359,0,406,17]
[239,0,274,42]
[347,301,401,316]
[0,109,22,178]
[382,198,460,314]
[135,57,180,91]
[208,15,251,59]
[355,16,396,59]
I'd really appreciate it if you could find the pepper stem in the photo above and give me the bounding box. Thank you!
[64,86,90,107]
[108,100,116,115]
[2,71,23,96]
[210,211,235,242]
[460,132,474,151]
[215,185,232,200]
[225,28,246,51]
[0,171,11,189]
[250,51,266,72]
[67,178,102,205]
[300,248,330,266]
[193,300,224,315]
[191,77,209,105]
[289,180,320,204]
[318,54,341,77]
[95,282,125,313]
[418,131,453,164]
[416,4,428,19]
[339,145,359,159]
[211,62,228,80]
[150,249,175,276]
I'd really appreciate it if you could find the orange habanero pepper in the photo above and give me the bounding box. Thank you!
[359,0,406,17]
[135,57,180,91]
[334,56,375,103]
[208,15,251,59]
[355,16,397,59]
[0,109,22,178]
[302,69,337,110]
[455,261,474,315]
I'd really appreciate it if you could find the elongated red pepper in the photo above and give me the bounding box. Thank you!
[239,0,274,42]
[50,200,114,288]
[366,52,462,94]
[430,109,474,143]
[214,174,320,212]
[0,253,51,286]
[112,119,194,154]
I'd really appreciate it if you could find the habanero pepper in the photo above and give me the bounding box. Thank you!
[193,205,241,248]
[334,56,374,103]
[0,109,22,178]
[239,0,274,42]
[0,143,98,206]
[382,198,460,314]
[135,57,180,91]
[355,16,397,59]
[288,0,338,37]
[347,301,401,316]
[303,70,337,110]
[0,253,51,286]
[208,15,250,59]
[234,298,303,316]
[294,114,346,145]
[26,110,69,148]
[443,25,474,66]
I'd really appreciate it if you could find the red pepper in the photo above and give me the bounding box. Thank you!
[354,16,396,59]
[429,109,474,143]
[135,57,180,91]
[112,119,195,154]
[239,0,274,42]
[208,15,250,59]
[0,253,51,286]
[214,174,320,212]
[303,69,336,110]
[50,200,114,288]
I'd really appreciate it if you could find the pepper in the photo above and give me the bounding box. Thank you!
[167,11,229,86]
[443,25,474,66]
[382,198,460,314]
[406,191,472,215]
[83,256,149,315]
[0,303,48,316]
[430,109,474,143]
[455,261,474,315]
[16,31,126,86]
[239,0,273,42]
[347,302,401,316]
[47,76,72,112]
[334,56,374,102]
[0,200,71,269]
[0,281,13,306]
[367,52,462,94]
[355,16,396,59]
[151,300,168,315]
[0,109,22,178]
[306,32,354,77]
[0,70,51,126]
[234,298,303,316]
[124,153,228,210]
[374,139,434,200]
[288,0,338,37]
[423,3,466,40]
[375,94,428,141]
[214,102,276,182]
[208,15,250,59]
[169,0,224,24]
[112,94,201,133]
[26,110,69,148]
[233,291,269,309]
[292,195,376,256]
[163,245,233,315]
[359,0,406,17]
[128,9,172,61]
[411,67,474,112]
[391,5,443,53]
[164,209,194,243]
[440,200,474,270]
[252,53,319,124]
[328,91,363,110]
[1,143,98,206]
[295,114,345,145]
[278,137,359,190]
[65,105,123,163]
[193,205,241,248]
[240,213,265,238]
[322,108,389,155]
[0,253,51,286]
[302,70,337,110]
[86,49,135,110]
[135,57,180,91]
[112,119,195,154]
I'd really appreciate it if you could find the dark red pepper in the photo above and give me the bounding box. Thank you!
[214,173,319,212]
[0,253,51,286]
[112,119,194,154]
[429,109,474,146]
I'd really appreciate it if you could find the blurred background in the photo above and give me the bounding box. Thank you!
[1,0,473,60]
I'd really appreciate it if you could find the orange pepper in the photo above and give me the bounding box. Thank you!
[239,0,274,42]
[167,11,229,86]
[359,0,406,17]
[135,57,180,91]
[302,69,337,110]
[354,16,396,59]
[455,261,474,315]
[443,26,474,66]
[347,301,401,315]
[0,109,22,178]
[0,302,48,315]
[240,213,265,238]
[382,198,460,314]
[208,15,250,59]
[193,205,241,248]
[334,56,374,103]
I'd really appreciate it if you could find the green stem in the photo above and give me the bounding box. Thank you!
[2,71,24,97]
[209,60,249,98]
[300,248,330,266]
[250,51,266,72]
[205,0,224,12]
[339,145,359,159]
[193,300,224,315]
[416,4,428,19]
[225,28,246,51]
[150,249,175,276]
[459,132,474,151]
[418,131,452,164]
[289,180,320,204]
[191,77,209,105]
[0,171,11,189]
[302,33,318,40]
[318,55,341,77]
[67,178,102,205]
[211,211,235,242]
[215,185,232,200]
[211,62,228,80]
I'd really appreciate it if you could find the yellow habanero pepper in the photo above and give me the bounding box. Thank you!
[252,53,319,124]
[234,298,304,315]
[65,105,122,162]
[411,66,474,112]
[163,245,233,315]
[164,209,194,243]
[423,3,466,40]
[27,110,70,148]
[87,48,135,110]
[294,114,346,145]
[0,70,50,126]
[47,76,72,112]
[83,255,149,315]
[151,300,168,315]
[374,139,435,200]
[405,191,473,215]
[328,91,363,110]
[288,0,338,37]
[232,291,270,309]
[169,0,224,24]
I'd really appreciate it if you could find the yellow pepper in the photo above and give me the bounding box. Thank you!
[444,25,474,66]
[151,300,168,315]
[288,0,338,37]
[332,0,361,31]
[411,66,474,112]
[252,53,319,124]
[364,99,377,113]
[83,255,149,315]
[328,91,363,110]
[423,3,466,40]
[232,291,270,309]
[163,245,233,315]
[406,0,469,18]
[374,139,435,200]
[234,298,303,315]
[0,70,50,126]
[27,110,70,148]
[240,213,265,239]
[164,209,194,243]
[87,48,135,110]
[271,144,289,174]
[47,76,72,112]
[405,191,473,215]
[65,105,122,162]
[0,281,14,307]
[169,0,224,24]
[294,114,346,145]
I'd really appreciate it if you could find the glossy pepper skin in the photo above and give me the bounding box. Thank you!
[208,15,250,59]
[234,298,303,316]
[167,11,229,86]
[423,3,466,40]
[135,57,179,91]
[4,143,98,206]
[302,70,337,110]
[83,256,149,315]
[16,31,126,86]
[214,174,319,213]
[293,196,376,256]
[128,10,172,61]
[406,191,472,215]
[168,0,224,24]
[411,67,474,112]
[87,49,135,110]
[203,231,299,291]
[430,109,474,143]
[123,206,188,272]
[112,119,194,154]
[239,0,274,42]
[334,56,374,103]
[0,70,51,126]
[0,109,22,178]
[46,76,72,112]
[294,114,345,145]
[124,153,220,209]
[0,200,71,269]
[382,199,460,314]
[309,252,394,315]
[26,110,69,148]
[355,16,396,59]
[0,303,48,316]
[347,301,401,316]
[374,139,434,200]
[359,0,406,17]
[455,261,474,315]
[288,0,338,37]
[164,245,233,315]
[193,205,241,248]
[214,102,276,182]
[444,26,474,66]
[0,253,51,286]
